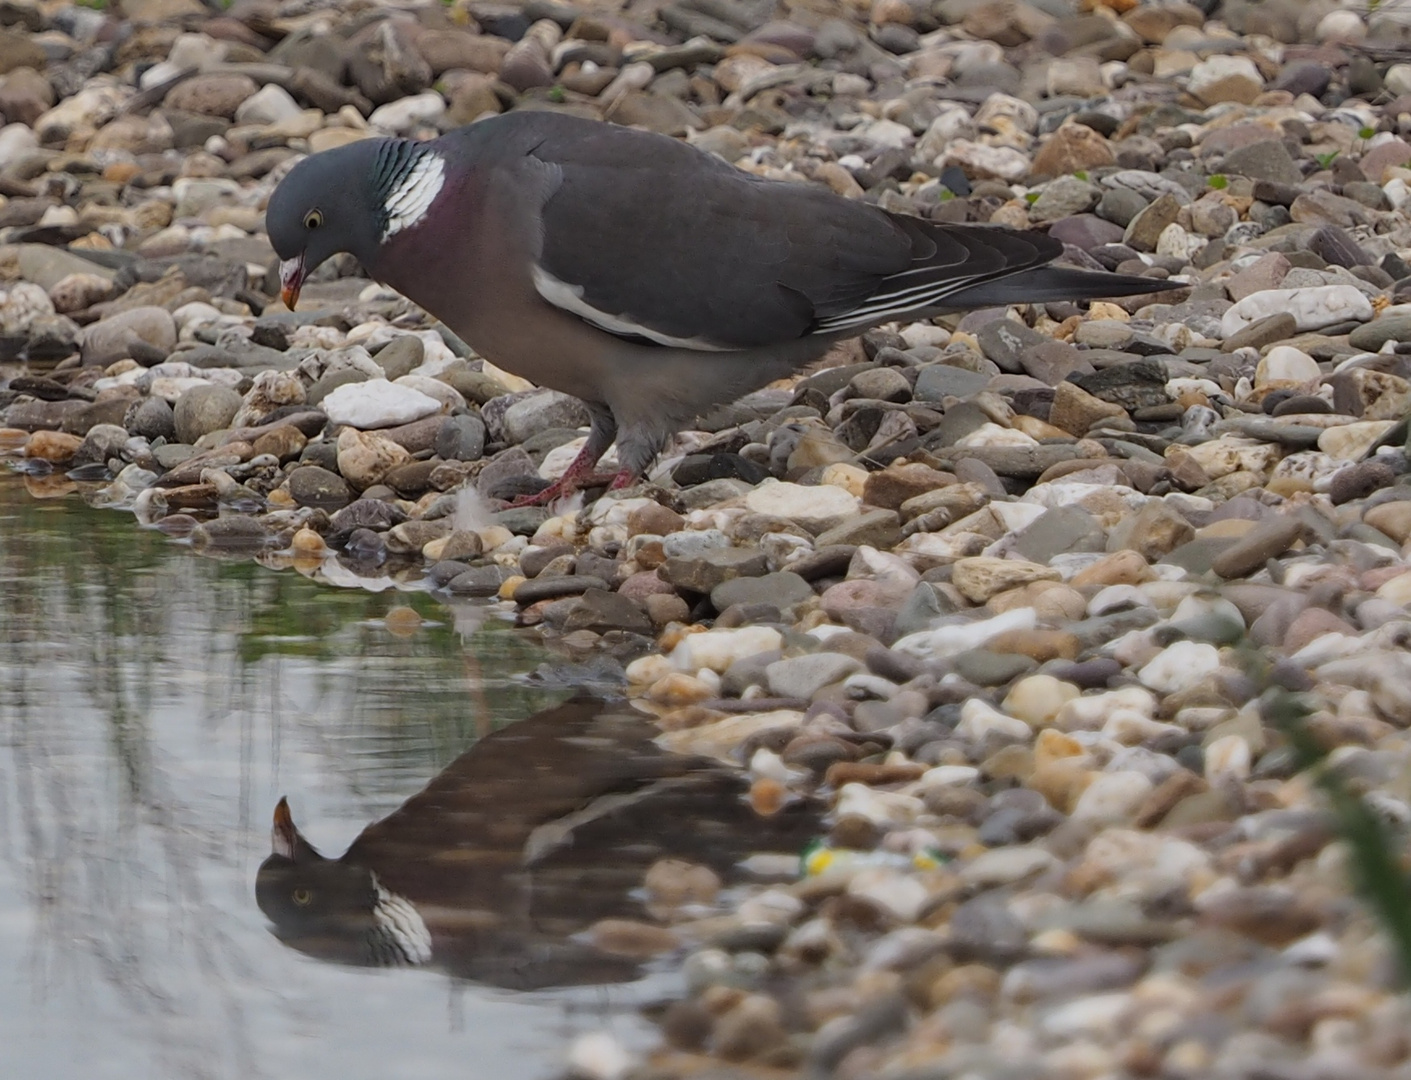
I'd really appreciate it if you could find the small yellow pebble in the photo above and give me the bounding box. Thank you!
[499,574,527,601]
[384,606,422,637]
[290,527,325,554]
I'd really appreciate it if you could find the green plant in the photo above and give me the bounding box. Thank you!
[75,0,105,8]
[1025,191,1040,204]
[1073,170,1088,182]
[1250,653,1411,986]
[938,187,955,202]
[547,85,566,103]
[1361,126,1378,141]
[1315,150,1339,170]
[1208,173,1228,190]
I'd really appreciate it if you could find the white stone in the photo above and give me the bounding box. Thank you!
[368,91,446,134]
[914,764,981,790]
[743,479,859,533]
[936,139,1030,182]
[657,709,802,763]
[1317,420,1396,461]
[892,606,1038,661]
[670,626,783,673]
[848,870,929,922]
[956,698,1032,744]
[1003,675,1080,727]
[1070,771,1153,826]
[1156,223,1203,262]
[235,82,302,126]
[1057,686,1157,731]
[0,123,36,169]
[1137,640,1220,694]
[955,423,1038,449]
[961,846,1057,887]
[320,377,443,429]
[1204,734,1252,784]
[1040,993,1134,1040]
[567,1032,632,1080]
[1256,345,1320,386]
[1220,286,1374,337]
[393,373,466,412]
[1388,65,1411,96]
[835,782,924,827]
[1317,9,1365,43]
[1188,55,1263,96]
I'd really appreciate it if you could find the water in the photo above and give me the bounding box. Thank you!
[0,474,804,1079]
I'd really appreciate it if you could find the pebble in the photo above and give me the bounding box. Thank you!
[0,5,1408,1078]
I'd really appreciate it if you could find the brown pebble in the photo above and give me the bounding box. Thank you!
[824,762,927,787]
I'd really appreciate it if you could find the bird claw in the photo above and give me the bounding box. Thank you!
[503,470,634,508]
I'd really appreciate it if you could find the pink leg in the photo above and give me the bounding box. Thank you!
[505,441,621,508]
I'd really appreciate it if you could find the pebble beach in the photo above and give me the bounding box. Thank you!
[8,0,1411,1076]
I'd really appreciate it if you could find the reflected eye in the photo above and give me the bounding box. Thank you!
[293,888,313,906]
[304,209,323,230]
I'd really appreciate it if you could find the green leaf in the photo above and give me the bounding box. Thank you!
[1208,173,1228,190]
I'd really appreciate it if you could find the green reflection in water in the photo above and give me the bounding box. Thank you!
[0,474,609,1080]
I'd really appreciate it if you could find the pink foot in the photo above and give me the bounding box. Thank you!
[505,471,621,509]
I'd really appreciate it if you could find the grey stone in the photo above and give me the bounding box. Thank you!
[1211,516,1306,578]
[1096,186,1149,228]
[1011,506,1106,562]
[434,413,486,461]
[514,574,609,604]
[173,384,242,444]
[500,390,591,444]
[1222,139,1302,186]
[977,319,1048,374]
[711,570,814,613]
[952,649,1036,686]
[1221,312,1298,352]
[561,589,653,635]
[124,396,175,441]
[1348,315,1411,352]
[190,516,273,552]
[288,465,352,510]
[373,335,424,380]
[447,564,510,596]
[662,547,769,592]
[72,423,129,466]
[765,652,863,698]
[914,364,990,401]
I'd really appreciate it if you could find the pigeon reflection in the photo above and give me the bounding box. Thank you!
[255,695,817,990]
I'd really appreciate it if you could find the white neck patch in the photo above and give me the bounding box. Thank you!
[383,152,446,241]
[370,872,433,965]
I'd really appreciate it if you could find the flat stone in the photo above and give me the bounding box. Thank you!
[711,570,813,613]
[766,653,863,698]
[1211,515,1305,578]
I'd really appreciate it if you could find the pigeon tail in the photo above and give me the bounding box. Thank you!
[939,266,1177,310]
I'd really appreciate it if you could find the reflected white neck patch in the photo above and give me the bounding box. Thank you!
[383,152,446,241]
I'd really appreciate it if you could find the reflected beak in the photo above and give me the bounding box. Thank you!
[272,796,300,859]
[279,255,305,310]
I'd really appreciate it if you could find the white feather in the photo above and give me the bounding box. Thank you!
[383,153,446,240]
[531,264,731,351]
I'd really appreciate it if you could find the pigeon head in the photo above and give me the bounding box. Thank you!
[266,138,448,309]
[255,797,431,967]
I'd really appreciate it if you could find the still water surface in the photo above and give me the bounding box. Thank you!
[0,474,745,1080]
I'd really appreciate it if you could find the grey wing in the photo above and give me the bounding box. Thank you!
[529,121,1061,349]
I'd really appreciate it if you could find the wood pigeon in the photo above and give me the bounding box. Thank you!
[266,112,1174,504]
[255,695,818,989]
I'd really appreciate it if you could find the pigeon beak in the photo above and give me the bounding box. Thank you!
[278,255,305,310]
[271,796,300,859]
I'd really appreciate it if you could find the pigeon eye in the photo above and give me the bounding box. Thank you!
[304,210,323,230]
[293,888,313,906]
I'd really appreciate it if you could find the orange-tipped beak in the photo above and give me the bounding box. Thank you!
[279,255,305,310]
[272,796,298,858]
